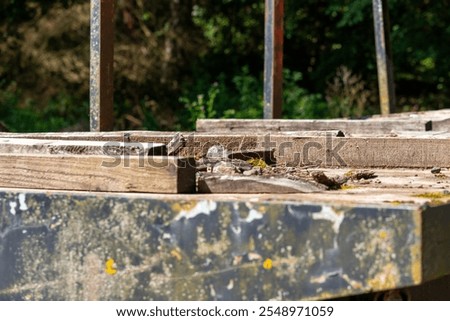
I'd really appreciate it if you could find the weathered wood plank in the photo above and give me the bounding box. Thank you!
[0,138,167,155]
[265,136,450,168]
[431,118,450,132]
[0,154,195,193]
[196,119,434,134]
[389,131,450,138]
[1,132,450,168]
[198,174,325,194]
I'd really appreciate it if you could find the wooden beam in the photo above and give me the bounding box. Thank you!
[264,0,284,119]
[196,118,433,134]
[264,135,450,168]
[198,175,325,193]
[1,131,450,169]
[0,138,166,156]
[0,154,195,193]
[90,0,115,131]
[372,0,396,115]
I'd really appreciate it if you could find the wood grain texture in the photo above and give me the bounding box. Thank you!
[196,118,434,134]
[198,174,325,193]
[0,138,166,156]
[266,136,450,168]
[1,132,450,168]
[0,154,195,193]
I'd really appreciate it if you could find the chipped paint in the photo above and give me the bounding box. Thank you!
[0,190,446,301]
[18,194,28,211]
[245,209,264,223]
[9,201,17,215]
[311,206,344,234]
[173,200,217,221]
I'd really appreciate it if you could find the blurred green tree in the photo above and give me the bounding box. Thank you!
[0,0,448,131]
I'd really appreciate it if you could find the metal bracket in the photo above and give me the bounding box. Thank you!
[263,0,284,119]
[90,0,115,131]
[372,0,396,115]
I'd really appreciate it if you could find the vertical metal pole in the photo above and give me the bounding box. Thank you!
[264,0,284,119]
[90,0,114,131]
[372,0,396,115]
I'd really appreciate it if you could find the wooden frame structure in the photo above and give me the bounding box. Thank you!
[0,1,447,301]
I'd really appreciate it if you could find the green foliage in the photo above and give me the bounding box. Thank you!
[0,0,449,132]
[179,66,262,129]
[180,67,331,129]
[0,83,88,132]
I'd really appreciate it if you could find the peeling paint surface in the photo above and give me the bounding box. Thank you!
[0,190,444,300]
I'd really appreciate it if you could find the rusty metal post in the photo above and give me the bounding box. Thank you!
[90,0,115,131]
[372,0,396,115]
[264,0,284,119]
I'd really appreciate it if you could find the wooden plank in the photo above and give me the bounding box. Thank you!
[431,118,450,132]
[196,119,432,134]
[370,108,450,119]
[389,131,450,138]
[198,174,325,193]
[265,135,450,168]
[264,0,284,119]
[1,132,450,169]
[0,138,167,155]
[0,154,195,193]
[90,0,115,131]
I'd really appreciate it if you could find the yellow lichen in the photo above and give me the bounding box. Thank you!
[247,158,267,169]
[170,249,183,261]
[367,263,399,290]
[171,201,198,212]
[105,258,117,275]
[413,192,450,199]
[262,258,273,270]
[413,192,450,205]
[340,184,358,190]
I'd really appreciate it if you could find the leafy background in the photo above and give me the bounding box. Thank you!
[0,0,449,132]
